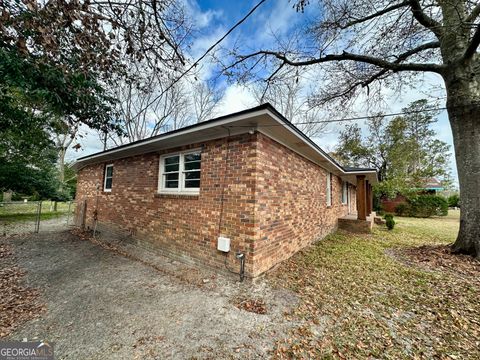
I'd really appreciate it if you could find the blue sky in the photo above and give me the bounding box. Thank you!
[73,0,458,185]
[190,0,457,184]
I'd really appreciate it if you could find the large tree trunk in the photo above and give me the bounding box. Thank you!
[445,63,480,258]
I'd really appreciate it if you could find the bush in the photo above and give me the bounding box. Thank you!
[394,203,408,216]
[11,192,24,201]
[448,194,460,208]
[384,214,395,230]
[395,195,448,218]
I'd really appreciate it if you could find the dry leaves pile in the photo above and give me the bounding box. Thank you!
[233,297,267,315]
[268,215,480,359]
[0,243,45,338]
[399,244,480,280]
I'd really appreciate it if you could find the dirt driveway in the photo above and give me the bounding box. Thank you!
[3,231,299,359]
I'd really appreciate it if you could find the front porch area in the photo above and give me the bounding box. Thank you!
[338,213,375,233]
[338,174,376,233]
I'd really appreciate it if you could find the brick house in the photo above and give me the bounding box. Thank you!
[73,104,377,278]
[381,177,445,213]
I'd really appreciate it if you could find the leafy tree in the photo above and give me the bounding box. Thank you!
[0,117,59,199]
[0,42,117,197]
[448,194,461,208]
[223,0,480,257]
[333,100,451,198]
[0,0,190,197]
[63,162,78,200]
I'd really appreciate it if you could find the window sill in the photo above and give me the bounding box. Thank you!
[155,192,199,200]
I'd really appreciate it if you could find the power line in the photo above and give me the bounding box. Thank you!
[130,0,268,123]
[220,104,449,128]
[223,102,480,128]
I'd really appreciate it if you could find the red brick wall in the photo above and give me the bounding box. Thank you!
[76,132,355,277]
[76,133,257,274]
[381,194,407,213]
[251,134,351,275]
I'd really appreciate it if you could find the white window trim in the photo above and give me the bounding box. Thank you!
[104,164,113,192]
[326,172,332,207]
[158,149,201,195]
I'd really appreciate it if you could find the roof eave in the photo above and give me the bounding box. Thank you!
[72,103,378,183]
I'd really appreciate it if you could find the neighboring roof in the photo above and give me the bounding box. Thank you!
[72,103,378,184]
[420,178,444,190]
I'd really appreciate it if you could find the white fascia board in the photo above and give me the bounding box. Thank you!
[263,110,346,174]
[72,108,270,170]
[73,106,378,183]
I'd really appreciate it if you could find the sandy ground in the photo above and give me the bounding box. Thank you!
[4,231,299,359]
[1,215,73,236]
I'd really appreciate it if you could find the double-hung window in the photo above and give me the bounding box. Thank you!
[159,150,201,194]
[341,181,348,204]
[326,172,332,207]
[104,164,113,192]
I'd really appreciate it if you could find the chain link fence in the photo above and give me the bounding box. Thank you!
[0,200,75,236]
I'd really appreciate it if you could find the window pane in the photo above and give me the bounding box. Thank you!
[105,177,112,189]
[164,156,179,165]
[106,166,113,177]
[165,163,179,172]
[165,180,179,188]
[184,161,201,170]
[185,171,201,180]
[185,180,200,188]
[184,153,201,162]
[165,173,179,181]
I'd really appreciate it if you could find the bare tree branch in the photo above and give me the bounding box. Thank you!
[409,0,443,37]
[152,0,185,65]
[229,49,444,74]
[466,3,480,23]
[463,24,480,60]
[339,1,411,29]
[360,41,441,87]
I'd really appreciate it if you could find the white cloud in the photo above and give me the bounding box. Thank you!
[183,0,223,30]
[67,1,458,186]
[188,25,228,80]
[65,125,103,162]
[215,84,257,115]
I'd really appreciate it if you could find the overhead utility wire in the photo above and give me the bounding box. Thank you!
[231,106,449,127]
[131,0,268,122]
[224,103,478,128]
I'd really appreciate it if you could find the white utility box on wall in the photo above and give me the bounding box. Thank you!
[217,236,231,252]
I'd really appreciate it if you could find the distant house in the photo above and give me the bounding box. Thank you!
[381,177,445,213]
[421,178,444,194]
[73,104,377,278]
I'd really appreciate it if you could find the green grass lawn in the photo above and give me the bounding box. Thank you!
[0,201,74,223]
[270,210,479,359]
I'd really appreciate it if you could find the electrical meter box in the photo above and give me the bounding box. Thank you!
[217,236,231,252]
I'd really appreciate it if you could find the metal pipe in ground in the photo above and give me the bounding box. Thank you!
[35,201,42,233]
[235,251,246,282]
